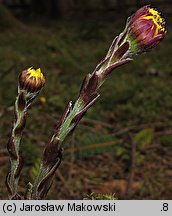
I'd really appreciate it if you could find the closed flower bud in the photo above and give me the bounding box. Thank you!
[39,96,46,104]
[19,67,45,93]
[127,6,166,53]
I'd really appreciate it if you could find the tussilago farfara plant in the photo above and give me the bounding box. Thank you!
[6,6,166,199]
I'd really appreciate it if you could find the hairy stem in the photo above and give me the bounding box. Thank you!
[6,90,27,199]
[31,99,83,199]
[32,29,133,199]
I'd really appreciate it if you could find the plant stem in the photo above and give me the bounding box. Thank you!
[6,90,27,199]
[32,29,132,199]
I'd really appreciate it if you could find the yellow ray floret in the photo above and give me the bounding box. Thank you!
[141,8,165,37]
[27,67,45,85]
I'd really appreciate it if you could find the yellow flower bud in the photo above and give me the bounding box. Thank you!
[19,67,45,93]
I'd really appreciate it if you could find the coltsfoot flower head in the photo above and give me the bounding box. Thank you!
[19,67,45,93]
[39,96,46,104]
[127,6,166,53]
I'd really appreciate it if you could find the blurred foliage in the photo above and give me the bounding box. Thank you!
[133,128,154,150]
[136,153,146,166]
[84,192,117,200]
[133,128,154,166]
[21,142,41,166]
[66,133,120,157]
[0,4,22,30]
[160,135,172,147]
[30,158,41,181]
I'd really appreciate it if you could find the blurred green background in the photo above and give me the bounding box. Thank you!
[0,0,172,199]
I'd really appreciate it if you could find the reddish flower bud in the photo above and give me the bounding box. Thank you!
[127,6,166,53]
[19,67,45,93]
